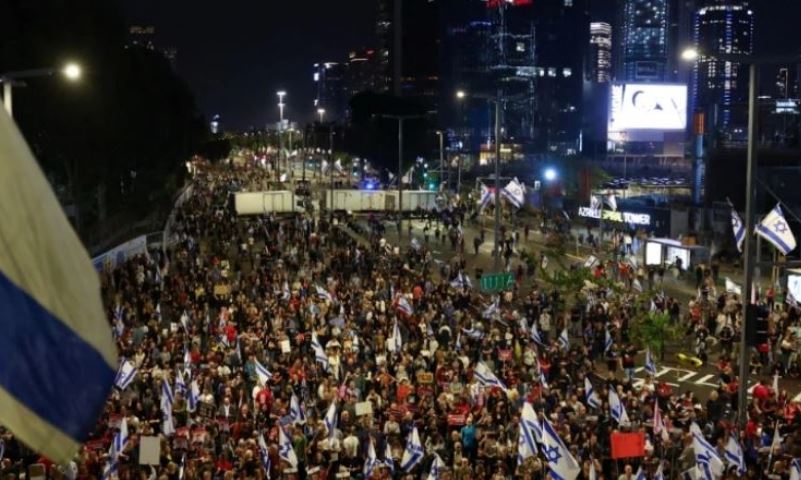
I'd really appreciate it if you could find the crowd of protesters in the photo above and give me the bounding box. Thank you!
[3,163,801,480]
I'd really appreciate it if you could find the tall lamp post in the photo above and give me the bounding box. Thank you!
[379,114,426,239]
[455,90,467,194]
[276,90,286,178]
[1,62,82,117]
[683,48,801,427]
[436,130,445,191]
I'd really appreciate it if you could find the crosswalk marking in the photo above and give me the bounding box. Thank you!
[694,374,715,385]
[678,372,697,382]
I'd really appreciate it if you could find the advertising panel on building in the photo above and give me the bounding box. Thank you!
[608,83,688,132]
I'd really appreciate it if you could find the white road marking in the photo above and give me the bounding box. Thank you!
[694,374,715,385]
[678,372,698,382]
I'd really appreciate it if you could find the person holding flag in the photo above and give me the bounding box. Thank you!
[400,427,424,472]
[609,388,631,426]
[584,377,601,409]
[541,417,581,480]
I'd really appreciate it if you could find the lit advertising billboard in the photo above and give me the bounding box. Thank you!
[608,83,688,132]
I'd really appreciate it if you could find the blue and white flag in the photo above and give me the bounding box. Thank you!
[608,389,630,426]
[161,378,175,437]
[502,178,525,209]
[724,435,746,475]
[0,109,118,462]
[478,184,494,212]
[324,400,337,439]
[102,417,129,480]
[114,359,137,391]
[290,394,306,425]
[542,418,581,480]
[645,347,657,376]
[654,463,665,480]
[400,427,424,472]
[316,285,333,303]
[558,328,570,350]
[384,442,396,474]
[188,379,200,413]
[450,271,472,289]
[311,332,330,371]
[473,362,507,391]
[690,422,724,480]
[174,368,187,396]
[462,326,484,340]
[396,296,414,316]
[483,297,500,319]
[364,440,379,478]
[604,329,613,353]
[426,453,444,480]
[281,281,291,301]
[756,204,797,255]
[258,434,272,477]
[584,377,601,409]
[790,458,801,480]
[731,207,745,252]
[530,321,544,345]
[179,311,189,333]
[254,359,273,386]
[518,403,539,464]
[635,466,646,480]
[278,426,298,468]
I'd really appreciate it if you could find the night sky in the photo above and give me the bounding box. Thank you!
[118,0,801,131]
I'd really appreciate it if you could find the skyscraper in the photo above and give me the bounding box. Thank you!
[312,62,348,121]
[618,0,669,81]
[692,0,754,133]
[589,22,613,83]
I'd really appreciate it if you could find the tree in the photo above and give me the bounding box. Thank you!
[628,310,680,360]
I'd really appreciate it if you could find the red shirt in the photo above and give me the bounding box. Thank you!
[753,383,770,401]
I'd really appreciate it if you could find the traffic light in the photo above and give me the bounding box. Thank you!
[746,304,770,346]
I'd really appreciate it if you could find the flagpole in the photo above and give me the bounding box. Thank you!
[737,63,759,428]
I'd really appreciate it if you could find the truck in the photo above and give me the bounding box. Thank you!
[322,189,437,214]
[233,191,307,215]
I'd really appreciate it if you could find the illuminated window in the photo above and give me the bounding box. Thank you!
[516,42,526,52]
[562,68,572,77]
[547,67,557,77]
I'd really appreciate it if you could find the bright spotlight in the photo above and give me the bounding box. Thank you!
[62,63,82,81]
[544,168,557,182]
[681,48,700,61]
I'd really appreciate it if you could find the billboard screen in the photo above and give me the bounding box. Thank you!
[608,83,687,132]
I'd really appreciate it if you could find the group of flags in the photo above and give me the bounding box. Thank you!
[731,202,797,255]
[477,178,526,211]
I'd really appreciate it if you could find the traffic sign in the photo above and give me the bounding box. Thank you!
[480,272,514,292]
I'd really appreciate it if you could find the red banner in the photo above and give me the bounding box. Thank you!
[610,432,646,459]
[448,414,467,426]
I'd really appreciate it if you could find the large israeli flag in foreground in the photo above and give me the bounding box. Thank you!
[0,109,117,461]
[756,204,797,255]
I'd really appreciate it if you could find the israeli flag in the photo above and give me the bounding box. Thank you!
[606,194,617,211]
[311,332,330,371]
[258,433,272,476]
[540,369,549,389]
[188,380,200,413]
[102,417,129,480]
[426,453,444,480]
[364,440,379,478]
[731,207,746,252]
[384,442,396,474]
[174,368,187,396]
[590,195,602,211]
[608,389,630,426]
[654,463,665,480]
[756,204,796,255]
[0,110,119,462]
[388,319,403,354]
[542,417,581,480]
[790,458,801,480]
[254,359,273,386]
[558,328,570,350]
[604,330,613,353]
[478,184,494,211]
[645,347,657,376]
[278,426,298,468]
[483,297,500,319]
[450,271,472,289]
[690,422,724,480]
[584,255,599,269]
[635,466,646,480]
[653,400,669,442]
[179,311,190,332]
[724,435,746,475]
[161,379,175,437]
[530,321,544,345]
[518,402,539,464]
[324,400,337,439]
[502,178,525,209]
[474,361,507,391]
[114,359,137,391]
[183,345,192,367]
[282,281,291,301]
[462,326,484,340]
[400,427,424,472]
[290,394,306,425]
[316,285,333,303]
[396,296,414,316]
[584,377,601,409]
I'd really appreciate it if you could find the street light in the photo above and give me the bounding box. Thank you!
[317,108,325,124]
[680,48,700,61]
[276,90,286,178]
[1,61,83,117]
[544,168,558,182]
[455,90,466,100]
